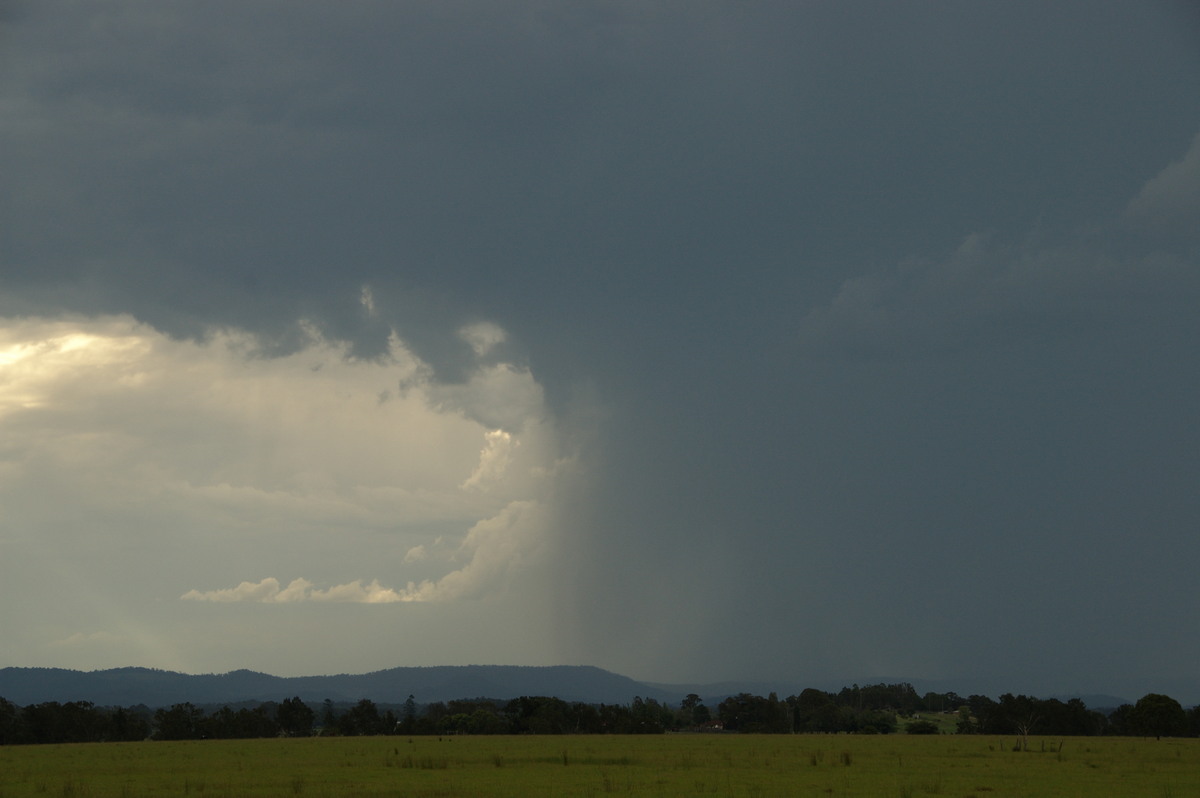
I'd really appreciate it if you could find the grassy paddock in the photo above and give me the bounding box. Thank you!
[2,734,1198,798]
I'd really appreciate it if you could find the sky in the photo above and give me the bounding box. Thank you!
[2,1,1199,701]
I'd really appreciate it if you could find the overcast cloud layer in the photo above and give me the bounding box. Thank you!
[2,1,1199,700]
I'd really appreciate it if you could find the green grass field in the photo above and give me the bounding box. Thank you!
[898,712,958,735]
[2,734,1197,798]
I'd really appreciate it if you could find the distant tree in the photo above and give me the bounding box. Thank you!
[1130,694,1188,738]
[20,701,111,744]
[951,695,1104,738]
[714,692,789,733]
[503,696,573,734]
[320,699,337,736]
[0,699,155,745]
[439,699,504,734]
[242,704,280,738]
[195,704,279,740]
[905,719,940,734]
[679,693,703,727]
[569,702,602,734]
[108,705,151,741]
[439,704,506,735]
[598,703,633,733]
[338,699,384,736]
[630,696,668,734]
[1188,704,1200,737]
[400,695,417,735]
[998,694,1041,751]
[847,708,896,734]
[1106,704,1135,736]
[414,701,447,734]
[920,691,964,713]
[717,693,762,732]
[1038,698,1104,736]
[676,694,713,729]
[0,697,26,744]
[966,695,1001,734]
[789,689,843,733]
[203,706,237,739]
[21,703,65,744]
[61,701,106,742]
[764,693,791,734]
[277,697,315,737]
[844,683,919,714]
[154,703,204,740]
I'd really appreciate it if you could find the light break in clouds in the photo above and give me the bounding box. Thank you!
[0,312,571,668]
[181,577,411,604]
[180,500,548,604]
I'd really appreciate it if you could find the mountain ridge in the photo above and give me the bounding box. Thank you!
[0,665,1141,709]
[0,665,684,707]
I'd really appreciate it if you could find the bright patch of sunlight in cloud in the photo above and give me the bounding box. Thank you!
[0,314,566,623]
[360,284,377,316]
[458,321,507,357]
[181,499,548,604]
[461,429,515,491]
[181,577,410,604]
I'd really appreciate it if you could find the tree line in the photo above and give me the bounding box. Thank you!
[0,694,675,744]
[709,686,1199,739]
[2,683,1197,745]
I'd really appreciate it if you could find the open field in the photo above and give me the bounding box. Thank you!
[903,712,960,735]
[2,734,1198,798]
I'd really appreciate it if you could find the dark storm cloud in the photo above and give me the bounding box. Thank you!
[8,2,1194,356]
[3,1,1200,697]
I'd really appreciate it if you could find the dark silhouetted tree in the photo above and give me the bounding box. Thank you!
[1130,693,1188,738]
[400,695,417,735]
[338,699,385,736]
[154,703,204,740]
[320,699,336,735]
[277,697,315,737]
[0,697,24,744]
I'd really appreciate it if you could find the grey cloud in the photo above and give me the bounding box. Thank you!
[8,2,1194,347]
[796,230,1200,359]
[1123,130,1200,239]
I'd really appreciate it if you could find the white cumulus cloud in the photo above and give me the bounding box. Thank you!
[461,429,516,491]
[0,313,569,671]
[183,499,549,604]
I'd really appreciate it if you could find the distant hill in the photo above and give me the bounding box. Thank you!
[0,666,1157,710]
[0,665,686,708]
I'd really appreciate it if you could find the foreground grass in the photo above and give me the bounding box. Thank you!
[2,734,1198,798]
